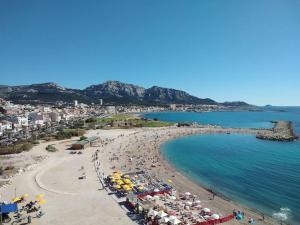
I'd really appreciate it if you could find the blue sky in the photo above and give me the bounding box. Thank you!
[0,0,299,106]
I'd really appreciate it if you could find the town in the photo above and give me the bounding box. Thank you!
[0,98,238,149]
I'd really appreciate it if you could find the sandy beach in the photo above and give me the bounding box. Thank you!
[0,126,279,225]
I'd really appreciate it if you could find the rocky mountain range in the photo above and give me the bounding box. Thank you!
[0,81,250,106]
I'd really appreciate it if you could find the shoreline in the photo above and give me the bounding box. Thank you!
[110,126,279,225]
[156,132,271,222]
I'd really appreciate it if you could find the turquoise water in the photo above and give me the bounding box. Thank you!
[145,108,300,224]
[144,108,300,132]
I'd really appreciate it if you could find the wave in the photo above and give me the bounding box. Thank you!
[272,207,291,222]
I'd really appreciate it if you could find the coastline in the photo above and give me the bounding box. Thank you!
[110,126,279,225]
[0,126,285,225]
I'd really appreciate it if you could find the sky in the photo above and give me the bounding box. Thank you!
[0,0,300,106]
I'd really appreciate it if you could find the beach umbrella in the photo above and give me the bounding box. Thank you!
[195,200,201,204]
[185,201,193,206]
[157,210,168,218]
[12,197,21,203]
[211,214,220,219]
[148,209,158,217]
[124,175,130,178]
[35,194,45,199]
[117,180,124,185]
[184,192,191,196]
[154,188,160,192]
[22,194,29,198]
[124,179,131,184]
[169,216,181,225]
[168,179,173,183]
[114,185,121,189]
[202,208,211,213]
[38,199,46,205]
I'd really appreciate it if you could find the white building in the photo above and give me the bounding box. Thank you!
[8,116,29,127]
[74,100,78,107]
[0,122,12,136]
[106,106,116,114]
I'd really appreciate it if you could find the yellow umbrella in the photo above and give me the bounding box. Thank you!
[124,175,130,178]
[35,194,45,199]
[138,186,144,190]
[134,175,138,178]
[38,199,46,205]
[22,194,29,198]
[168,179,173,183]
[12,197,21,203]
[113,175,121,179]
[117,180,124,185]
[124,179,131,184]
[115,185,121,189]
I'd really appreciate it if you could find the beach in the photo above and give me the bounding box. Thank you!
[0,126,279,225]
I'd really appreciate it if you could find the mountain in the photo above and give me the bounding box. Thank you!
[0,81,250,106]
[0,83,90,104]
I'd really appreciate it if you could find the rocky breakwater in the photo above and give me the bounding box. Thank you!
[256,121,299,141]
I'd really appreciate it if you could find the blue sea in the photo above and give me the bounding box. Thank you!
[144,107,300,224]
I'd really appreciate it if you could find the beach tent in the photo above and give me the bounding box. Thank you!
[202,208,211,213]
[148,209,158,217]
[236,214,243,220]
[211,214,220,219]
[157,210,168,218]
[0,203,18,213]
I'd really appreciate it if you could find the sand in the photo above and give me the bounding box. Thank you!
[0,126,279,225]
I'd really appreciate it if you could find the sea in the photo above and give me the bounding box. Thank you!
[144,107,300,224]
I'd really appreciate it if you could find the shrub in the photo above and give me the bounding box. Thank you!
[80,136,87,141]
[46,145,57,152]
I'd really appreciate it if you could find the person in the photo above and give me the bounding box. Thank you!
[27,215,32,224]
